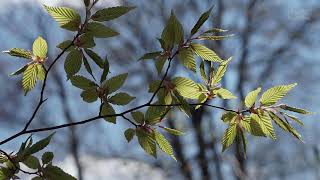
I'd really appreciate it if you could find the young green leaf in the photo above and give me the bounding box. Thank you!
[131,111,144,124]
[154,130,176,160]
[139,51,162,60]
[81,88,98,103]
[82,55,95,80]
[161,127,184,136]
[100,57,110,83]
[221,112,237,123]
[64,49,82,78]
[269,112,302,141]
[25,134,54,156]
[10,64,28,76]
[252,113,276,140]
[191,43,222,62]
[250,115,267,137]
[283,113,304,126]
[84,49,104,68]
[85,22,119,38]
[102,73,128,94]
[23,156,39,169]
[91,6,136,21]
[43,165,76,180]
[22,64,38,95]
[178,48,196,72]
[42,152,54,164]
[101,103,116,124]
[199,61,208,83]
[136,129,157,157]
[33,36,48,58]
[57,40,74,51]
[197,34,234,41]
[44,5,81,31]
[36,64,46,81]
[155,56,167,74]
[3,48,32,59]
[145,105,167,125]
[191,6,213,35]
[260,83,297,106]
[213,88,237,99]
[172,77,202,99]
[238,128,248,157]
[70,75,97,90]
[109,92,135,105]
[244,87,261,108]
[268,111,290,132]
[172,90,192,117]
[240,117,252,133]
[161,11,184,48]
[279,105,310,114]
[78,34,96,48]
[211,57,232,85]
[124,128,135,143]
[221,124,237,152]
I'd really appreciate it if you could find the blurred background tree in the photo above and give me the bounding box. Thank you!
[0,0,319,179]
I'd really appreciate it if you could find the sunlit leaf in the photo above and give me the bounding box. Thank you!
[260,83,297,106]
[244,87,261,108]
[33,36,48,58]
[178,47,196,72]
[191,43,222,62]
[44,5,81,31]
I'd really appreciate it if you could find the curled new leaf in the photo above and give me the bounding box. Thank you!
[191,6,213,35]
[3,48,32,59]
[279,105,310,114]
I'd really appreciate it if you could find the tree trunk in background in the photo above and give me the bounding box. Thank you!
[52,70,84,180]
[168,118,193,180]
[191,107,210,180]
